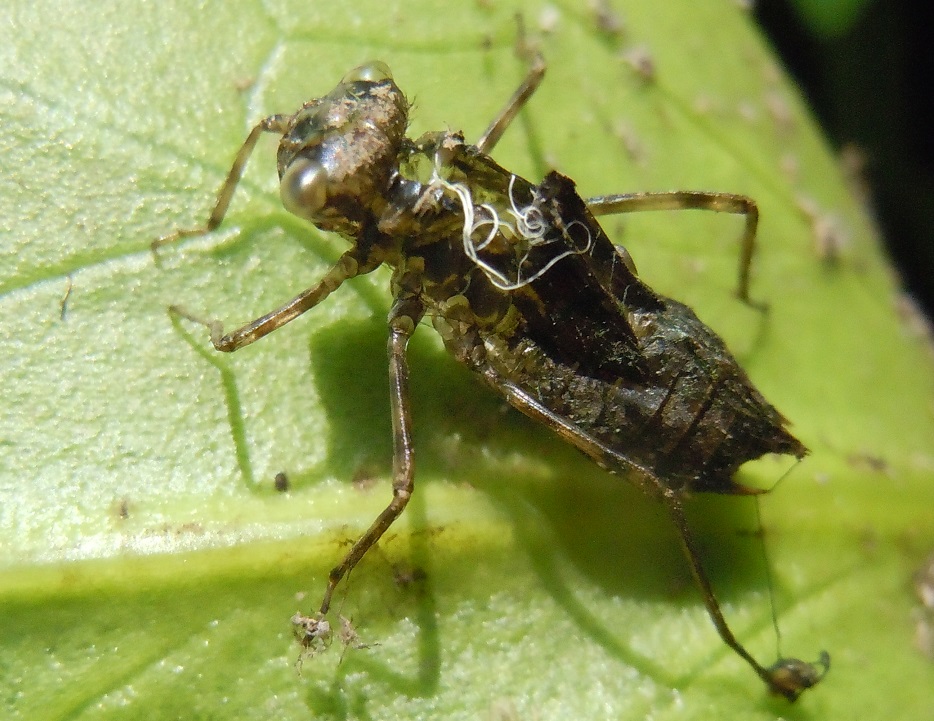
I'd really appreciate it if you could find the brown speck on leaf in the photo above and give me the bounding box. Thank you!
[859,527,879,555]
[620,44,655,82]
[913,553,934,660]
[764,89,795,134]
[59,275,74,321]
[736,99,759,123]
[612,121,647,165]
[392,562,427,588]
[916,554,934,609]
[797,195,849,264]
[895,294,934,357]
[910,452,934,471]
[779,153,799,183]
[590,0,625,37]
[846,451,890,475]
[693,93,716,115]
[488,698,522,721]
[233,76,256,93]
[762,59,783,85]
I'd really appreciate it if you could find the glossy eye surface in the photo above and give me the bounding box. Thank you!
[280,157,328,219]
[341,61,393,84]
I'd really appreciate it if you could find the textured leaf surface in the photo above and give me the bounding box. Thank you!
[2,1,933,719]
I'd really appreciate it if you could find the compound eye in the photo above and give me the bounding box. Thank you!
[341,61,393,84]
[280,157,328,219]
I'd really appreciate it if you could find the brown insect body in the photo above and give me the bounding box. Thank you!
[162,61,826,699]
[504,175,808,496]
[279,72,805,499]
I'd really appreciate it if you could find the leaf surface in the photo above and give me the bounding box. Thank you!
[2,1,933,719]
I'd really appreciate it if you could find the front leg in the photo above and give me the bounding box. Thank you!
[153,114,293,253]
[314,294,426,618]
[170,248,365,352]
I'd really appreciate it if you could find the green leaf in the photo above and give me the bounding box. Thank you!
[2,1,933,719]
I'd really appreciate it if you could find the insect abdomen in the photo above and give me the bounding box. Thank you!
[483,303,806,496]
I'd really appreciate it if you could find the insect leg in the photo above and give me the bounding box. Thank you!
[476,365,664,491]
[662,491,774,680]
[169,247,365,352]
[316,296,426,616]
[586,191,760,306]
[664,490,828,700]
[481,363,826,697]
[153,113,293,252]
[475,53,546,154]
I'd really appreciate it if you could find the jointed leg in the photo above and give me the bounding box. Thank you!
[316,297,425,616]
[169,248,364,352]
[586,191,760,305]
[475,53,546,155]
[153,113,292,251]
[481,358,826,698]
[663,490,827,700]
[663,491,772,682]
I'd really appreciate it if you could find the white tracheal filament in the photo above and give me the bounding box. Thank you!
[430,167,593,290]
